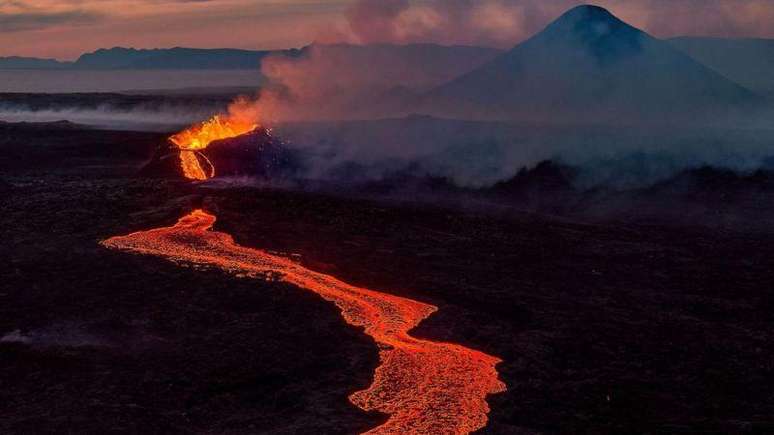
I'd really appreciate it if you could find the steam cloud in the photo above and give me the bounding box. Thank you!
[256,43,499,122]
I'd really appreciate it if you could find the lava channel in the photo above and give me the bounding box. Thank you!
[101,209,506,434]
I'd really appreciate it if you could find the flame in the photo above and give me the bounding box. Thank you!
[102,210,506,434]
[169,113,258,180]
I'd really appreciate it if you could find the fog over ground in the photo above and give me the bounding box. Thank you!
[275,118,774,188]
[0,107,209,131]
[0,70,265,93]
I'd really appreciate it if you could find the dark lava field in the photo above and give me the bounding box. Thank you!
[2,121,774,434]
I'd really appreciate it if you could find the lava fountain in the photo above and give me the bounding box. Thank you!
[102,209,506,434]
[169,114,258,180]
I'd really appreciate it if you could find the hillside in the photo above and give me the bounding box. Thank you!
[670,37,774,94]
[423,5,757,122]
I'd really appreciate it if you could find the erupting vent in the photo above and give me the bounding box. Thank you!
[169,114,258,180]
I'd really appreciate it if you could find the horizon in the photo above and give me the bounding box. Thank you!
[7,34,774,64]
[3,0,774,61]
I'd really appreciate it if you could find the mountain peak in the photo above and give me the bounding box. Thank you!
[561,4,617,21]
[544,4,631,37]
[425,3,755,121]
[551,4,624,31]
[531,4,643,64]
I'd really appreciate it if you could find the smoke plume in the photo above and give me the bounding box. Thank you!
[255,43,500,122]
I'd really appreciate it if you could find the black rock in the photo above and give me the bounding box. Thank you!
[648,166,774,197]
[137,141,186,179]
[0,178,12,195]
[205,128,290,179]
[489,160,579,213]
[493,160,577,197]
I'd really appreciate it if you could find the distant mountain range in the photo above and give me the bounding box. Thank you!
[2,28,773,102]
[76,47,305,70]
[0,44,498,71]
[0,56,67,69]
[0,47,303,70]
[420,5,758,121]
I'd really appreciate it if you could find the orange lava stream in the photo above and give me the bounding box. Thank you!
[101,210,505,434]
[178,150,210,181]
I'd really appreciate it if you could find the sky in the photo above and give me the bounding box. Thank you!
[3,0,774,60]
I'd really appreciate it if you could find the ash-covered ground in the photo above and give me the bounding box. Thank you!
[1,120,774,434]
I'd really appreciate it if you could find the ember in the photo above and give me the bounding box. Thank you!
[102,210,506,434]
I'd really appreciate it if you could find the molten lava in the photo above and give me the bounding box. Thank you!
[170,114,257,151]
[102,210,506,434]
[177,149,214,181]
[169,115,258,180]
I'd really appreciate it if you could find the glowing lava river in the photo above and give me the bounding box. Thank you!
[102,209,505,434]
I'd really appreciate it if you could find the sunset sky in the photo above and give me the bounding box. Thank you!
[3,0,774,60]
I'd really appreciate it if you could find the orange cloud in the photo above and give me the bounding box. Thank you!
[0,0,349,59]
[3,0,774,60]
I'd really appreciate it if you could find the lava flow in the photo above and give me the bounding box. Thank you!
[169,115,257,180]
[102,210,505,434]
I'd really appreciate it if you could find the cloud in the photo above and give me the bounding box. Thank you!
[345,0,409,43]
[612,0,774,39]
[0,10,101,31]
[4,0,774,60]
[334,0,774,48]
[0,1,102,32]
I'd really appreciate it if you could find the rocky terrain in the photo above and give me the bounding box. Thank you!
[2,121,774,434]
